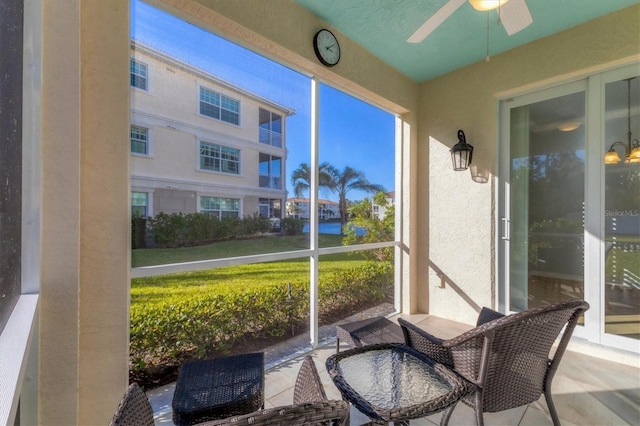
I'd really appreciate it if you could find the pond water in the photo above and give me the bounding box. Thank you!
[302,222,365,236]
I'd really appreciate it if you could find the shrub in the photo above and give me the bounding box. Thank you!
[129,261,392,376]
[147,212,272,247]
[149,212,188,247]
[281,217,305,235]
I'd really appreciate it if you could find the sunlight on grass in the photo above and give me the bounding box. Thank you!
[132,254,368,306]
[131,233,345,267]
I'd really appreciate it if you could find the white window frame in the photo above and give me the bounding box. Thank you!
[199,141,240,175]
[131,191,150,217]
[130,124,149,155]
[199,86,240,125]
[130,58,148,91]
[199,195,241,219]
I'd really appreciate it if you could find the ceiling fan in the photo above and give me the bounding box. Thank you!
[408,0,532,43]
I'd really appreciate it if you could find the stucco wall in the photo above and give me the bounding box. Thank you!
[130,48,264,143]
[130,48,287,187]
[422,5,640,325]
[40,0,130,423]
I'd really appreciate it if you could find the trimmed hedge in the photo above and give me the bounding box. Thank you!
[148,212,271,247]
[129,261,392,374]
[280,217,305,235]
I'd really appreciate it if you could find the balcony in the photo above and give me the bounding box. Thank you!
[146,312,639,426]
[259,175,282,189]
[259,128,282,148]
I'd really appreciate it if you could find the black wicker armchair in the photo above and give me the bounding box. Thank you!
[110,382,155,426]
[202,355,349,426]
[399,300,589,426]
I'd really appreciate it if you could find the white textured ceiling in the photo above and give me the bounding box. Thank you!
[294,0,639,82]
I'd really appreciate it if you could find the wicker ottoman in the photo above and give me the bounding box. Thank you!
[172,352,264,425]
[335,316,403,353]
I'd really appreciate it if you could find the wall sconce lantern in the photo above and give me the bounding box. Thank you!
[450,130,474,171]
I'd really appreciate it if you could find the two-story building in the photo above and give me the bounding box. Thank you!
[373,191,395,221]
[129,42,294,220]
[286,197,340,220]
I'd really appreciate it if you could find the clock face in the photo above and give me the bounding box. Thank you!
[313,29,340,67]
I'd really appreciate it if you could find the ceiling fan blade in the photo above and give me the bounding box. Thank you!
[407,0,466,43]
[499,0,532,35]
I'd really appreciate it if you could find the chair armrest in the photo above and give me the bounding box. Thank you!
[397,318,453,367]
[476,307,504,326]
[199,400,350,426]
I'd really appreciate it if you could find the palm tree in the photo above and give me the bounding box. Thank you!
[325,165,385,233]
[290,162,332,197]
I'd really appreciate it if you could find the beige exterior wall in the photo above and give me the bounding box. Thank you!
[40,0,130,423]
[130,45,289,218]
[422,5,640,325]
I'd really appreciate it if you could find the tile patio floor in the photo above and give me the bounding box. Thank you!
[147,312,640,425]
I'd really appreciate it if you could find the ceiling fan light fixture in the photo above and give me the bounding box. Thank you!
[469,0,511,12]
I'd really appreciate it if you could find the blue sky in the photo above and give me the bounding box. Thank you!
[132,0,394,202]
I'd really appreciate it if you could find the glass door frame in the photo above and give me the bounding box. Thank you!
[498,63,640,353]
[497,79,589,341]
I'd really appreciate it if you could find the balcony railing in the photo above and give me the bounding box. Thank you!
[259,128,282,148]
[259,175,282,189]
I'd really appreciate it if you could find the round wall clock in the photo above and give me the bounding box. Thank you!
[313,29,341,67]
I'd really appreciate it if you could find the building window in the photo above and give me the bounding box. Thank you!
[199,87,240,125]
[200,141,240,174]
[259,198,281,218]
[130,59,148,90]
[259,153,282,189]
[131,192,149,217]
[130,125,148,154]
[200,196,240,219]
[259,108,282,147]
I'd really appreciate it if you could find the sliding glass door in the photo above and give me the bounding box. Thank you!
[501,83,586,313]
[499,64,640,352]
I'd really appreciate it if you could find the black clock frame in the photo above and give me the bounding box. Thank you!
[313,29,340,67]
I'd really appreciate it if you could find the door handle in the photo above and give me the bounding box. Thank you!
[501,217,510,240]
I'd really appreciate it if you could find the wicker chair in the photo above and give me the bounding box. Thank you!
[399,300,589,426]
[110,382,155,426]
[202,355,349,425]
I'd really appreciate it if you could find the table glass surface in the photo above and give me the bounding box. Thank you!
[337,347,453,410]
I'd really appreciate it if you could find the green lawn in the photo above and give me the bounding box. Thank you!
[132,233,344,267]
[131,255,370,306]
[131,233,372,306]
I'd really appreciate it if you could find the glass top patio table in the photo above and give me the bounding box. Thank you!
[326,343,472,425]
